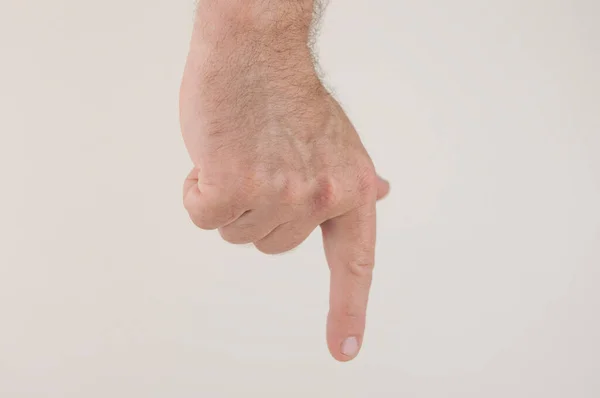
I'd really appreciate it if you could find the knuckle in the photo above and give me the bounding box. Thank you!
[277,173,301,204]
[313,175,340,212]
[228,172,262,204]
[347,261,375,280]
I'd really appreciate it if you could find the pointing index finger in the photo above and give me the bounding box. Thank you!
[321,200,378,361]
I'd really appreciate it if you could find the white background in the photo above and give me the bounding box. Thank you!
[0,1,598,396]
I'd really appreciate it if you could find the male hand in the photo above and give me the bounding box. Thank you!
[180,1,389,361]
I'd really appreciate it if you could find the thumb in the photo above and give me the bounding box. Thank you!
[321,200,377,362]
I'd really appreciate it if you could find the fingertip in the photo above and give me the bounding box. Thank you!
[340,336,361,360]
[327,333,363,362]
[327,310,366,362]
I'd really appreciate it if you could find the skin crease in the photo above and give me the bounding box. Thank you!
[180,0,390,362]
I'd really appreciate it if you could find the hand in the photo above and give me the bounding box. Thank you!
[179,3,389,361]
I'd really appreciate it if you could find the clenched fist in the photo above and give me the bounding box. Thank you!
[179,0,389,361]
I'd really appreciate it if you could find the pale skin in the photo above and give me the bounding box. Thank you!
[180,0,390,362]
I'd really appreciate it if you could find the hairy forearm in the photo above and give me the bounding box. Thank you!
[187,0,323,94]
[183,0,326,141]
[194,0,317,45]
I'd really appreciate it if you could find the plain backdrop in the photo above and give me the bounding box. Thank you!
[1,1,599,397]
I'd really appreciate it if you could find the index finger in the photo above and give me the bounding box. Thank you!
[321,200,377,362]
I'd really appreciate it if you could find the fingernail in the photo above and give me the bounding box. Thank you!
[341,337,359,357]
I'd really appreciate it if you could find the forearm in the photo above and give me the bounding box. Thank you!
[186,0,322,98]
[193,0,317,45]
